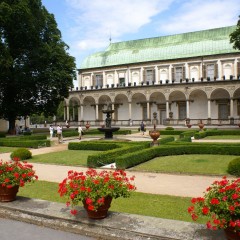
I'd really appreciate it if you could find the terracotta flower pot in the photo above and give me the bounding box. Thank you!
[83,196,112,219]
[0,185,19,202]
[224,227,240,240]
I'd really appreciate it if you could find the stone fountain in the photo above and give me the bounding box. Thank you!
[98,103,120,139]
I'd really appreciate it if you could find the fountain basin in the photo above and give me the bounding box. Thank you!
[98,127,120,139]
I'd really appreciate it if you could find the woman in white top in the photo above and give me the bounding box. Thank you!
[78,125,83,140]
[49,125,54,139]
[57,125,63,143]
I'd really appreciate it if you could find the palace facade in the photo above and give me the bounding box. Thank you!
[66,26,240,127]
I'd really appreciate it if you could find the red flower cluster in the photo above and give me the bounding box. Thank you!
[0,159,38,188]
[58,168,136,215]
[188,176,240,234]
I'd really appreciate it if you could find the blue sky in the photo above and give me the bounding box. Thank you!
[41,0,239,70]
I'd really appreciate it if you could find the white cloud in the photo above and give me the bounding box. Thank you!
[65,0,174,51]
[158,0,239,34]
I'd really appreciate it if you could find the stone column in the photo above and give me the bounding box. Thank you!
[78,106,81,122]
[80,105,83,121]
[147,101,150,119]
[66,105,70,121]
[207,99,211,119]
[186,100,190,118]
[128,102,132,119]
[112,103,115,119]
[230,98,234,117]
[95,104,99,120]
[166,101,169,118]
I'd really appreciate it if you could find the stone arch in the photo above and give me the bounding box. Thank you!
[68,97,80,121]
[132,93,147,120]
[210,88,231,120]
[114,94,129,120]
[82,96,96,121]
[233,87,240,117]
[189,89,208,119]
[169,90,187,120]
[149,91,167,124]
[98,95,112,121]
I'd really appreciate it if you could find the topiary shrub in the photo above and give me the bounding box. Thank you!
[10,148,32,160]
[165,127,174,130]
[227,157,240,176]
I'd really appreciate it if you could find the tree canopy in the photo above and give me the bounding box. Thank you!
[230,16,240,50]
[0,0,76,133]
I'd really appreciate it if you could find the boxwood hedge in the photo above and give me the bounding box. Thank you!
[115,144,240,169]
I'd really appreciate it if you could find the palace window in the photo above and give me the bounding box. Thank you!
[203,63,218,80]
[94,74,103,87]
[144,69,155,83]
[172,66,185,82]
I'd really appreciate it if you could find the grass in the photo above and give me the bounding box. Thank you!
[132,154,237,175]
[18,180,204,223]
[28,150,102,166]
[0,147,18,153]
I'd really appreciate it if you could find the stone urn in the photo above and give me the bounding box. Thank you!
[198,120,204,130]
[85,121,90,130]
[149,124,160,146]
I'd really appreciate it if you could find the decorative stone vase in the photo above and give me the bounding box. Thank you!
[83,196,112,219]
[149,124,160,146]
[187,124,192,128]
[224,227,240,240]
[0,185,19,202]
[198,120,204,130]
[85,122,90,130]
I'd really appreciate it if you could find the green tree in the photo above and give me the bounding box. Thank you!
[0,0,76,134]
[230,16,240,50]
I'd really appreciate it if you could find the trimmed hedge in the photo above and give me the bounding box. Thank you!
[160,130,185,135]
[87,143,149,168]
[0,139,50,148]
[68,142,121,151]
[8,135,48,140]
[115,144,240,169]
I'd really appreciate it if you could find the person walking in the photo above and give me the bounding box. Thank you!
[57,125,63,143]
[78,125,83,140]
[49,125,54,140]
[140,121,145,135]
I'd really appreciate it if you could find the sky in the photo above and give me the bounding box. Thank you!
[41,0,240,72]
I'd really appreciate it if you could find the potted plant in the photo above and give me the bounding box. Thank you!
[188,176,240,239]
[0,158,38,202]
[58,168,136,219]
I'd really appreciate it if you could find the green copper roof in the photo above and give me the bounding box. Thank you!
[80,26,239,69]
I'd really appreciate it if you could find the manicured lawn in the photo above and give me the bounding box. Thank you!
[0,147,18,153]
[132,154,237,175]
[204,135,240,140]
[28,150,102,166]
[18,180,203,223]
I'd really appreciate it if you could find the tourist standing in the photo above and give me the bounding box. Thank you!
[140,121,145,135]
[57,125,63,143]
[78,125,83,140]
[49,125,54,139]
